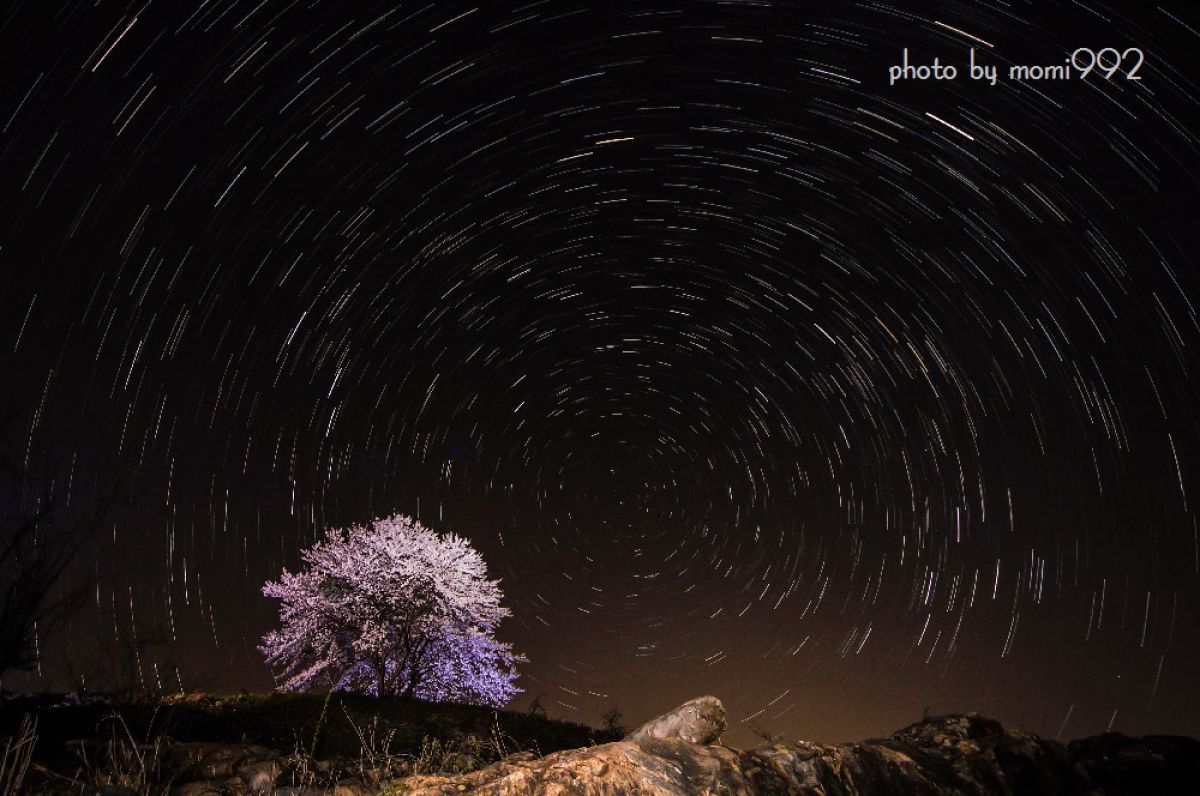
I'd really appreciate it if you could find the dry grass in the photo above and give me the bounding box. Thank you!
[7,693,568,792]
[71,710,174,793]
[342,703,408,783]
[0,714,36,795]
[409,711,527,776]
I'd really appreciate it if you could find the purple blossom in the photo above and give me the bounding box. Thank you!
[260,513,523,707]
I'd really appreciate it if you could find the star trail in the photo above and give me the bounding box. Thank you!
[1,0,1198,745]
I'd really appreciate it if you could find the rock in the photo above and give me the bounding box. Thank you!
[171,782,227,796]
[625,695,727,746]
[220,777,252,795]
[1071,732,1200,795]
[235,757,280,793]
[395,738,750,795]
[375,703,1200,795]
[166,741,276,778]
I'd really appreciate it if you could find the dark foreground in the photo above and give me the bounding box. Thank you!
[1,693,1196,794]
[401,697,1200,795]
[0,690,620,793]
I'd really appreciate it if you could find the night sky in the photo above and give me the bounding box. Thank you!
[2,0,1199,747]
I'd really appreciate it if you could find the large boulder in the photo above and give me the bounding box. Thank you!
[396,739,750,795]
[625,695,727,746]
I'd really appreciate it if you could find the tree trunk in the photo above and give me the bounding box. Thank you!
[402,661,418,698]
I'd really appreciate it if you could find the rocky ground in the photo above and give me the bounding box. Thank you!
[363,697,1200,795]
[8,694,1198,794]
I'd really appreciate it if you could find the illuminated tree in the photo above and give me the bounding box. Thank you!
[260,513,523,707]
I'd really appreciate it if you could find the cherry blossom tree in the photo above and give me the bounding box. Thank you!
[260,513,523,707]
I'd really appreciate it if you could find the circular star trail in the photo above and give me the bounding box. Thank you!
[2,0,1198,743]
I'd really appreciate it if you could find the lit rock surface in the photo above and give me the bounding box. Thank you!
[386,700,1200,796]
[625,695,727,746]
